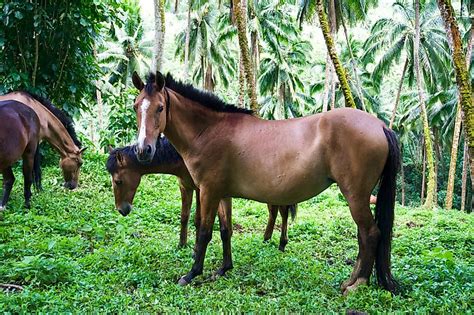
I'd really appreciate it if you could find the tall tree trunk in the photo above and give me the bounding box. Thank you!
[322,54,331,112]
[340,10,366,111]
[153,0,166,72]
[238,59,245,107]
[401,146,406,206]
[421,141,426,204]
[233,0,258,113]
[444,9,472,210]
[184,0,192,79]
[389,58,409,129]
[175,0,179,13]
[204,63,214,92]
[315,0,356,109]
[415,0,436,209]
[461,141,468,211]
[330,75,336,110]
[437,0,474,202]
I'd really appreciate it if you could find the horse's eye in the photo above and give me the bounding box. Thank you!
[133,105,138,112]
[115,180,123,185]
[157,106,164,113]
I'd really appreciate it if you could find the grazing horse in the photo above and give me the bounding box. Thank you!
[0,92,86,189]
[106,138,296,251]
[0,101,41,210]
[131,72,400,294]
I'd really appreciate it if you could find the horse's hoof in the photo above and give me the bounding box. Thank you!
[342,278,368,296]
[178,276,190,286]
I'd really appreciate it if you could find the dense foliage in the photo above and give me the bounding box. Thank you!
[0,155,472,312]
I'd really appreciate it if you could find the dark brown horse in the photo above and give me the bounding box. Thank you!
[131,72,400,294]
[0,100,41,210]
[106,137,296,251]
[0,92,86,189]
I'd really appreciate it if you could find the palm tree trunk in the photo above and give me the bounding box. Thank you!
[153,0,166,72]
[184,0,192,79]
[389,58,409,129]
[437,0,474,202]
[340,10,366,111]
[401,146,406,206]
[205,63,214,92]
[238,60,245,107]
[421,141,426,204]
[415,0,436,209]
[444,8,472,210]
[322,54,331,112]
[315,0,356,109]
[233,0,259,113]
[461,141,468,211]
[330,75,336,110]
[175,0,179,12]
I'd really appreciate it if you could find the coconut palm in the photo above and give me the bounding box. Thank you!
[175,2,237,91]
[258,40,315,119]
[98,4,153,88]
[363,0,451,126]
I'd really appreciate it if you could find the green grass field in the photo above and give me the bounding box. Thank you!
[1,152,473,313]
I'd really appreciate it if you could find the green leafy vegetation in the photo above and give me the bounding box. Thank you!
[1,154,472,312]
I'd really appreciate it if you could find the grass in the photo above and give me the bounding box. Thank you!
[0,152,473,312]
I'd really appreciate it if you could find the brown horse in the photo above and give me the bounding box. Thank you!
[106,137,296,251]
[0,100,41,210]
[0,92,86,189]
[131,72,400,294]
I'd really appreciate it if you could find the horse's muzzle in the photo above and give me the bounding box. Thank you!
[64,181,78,190]
[134,145,154,164]
[117,203,132,216]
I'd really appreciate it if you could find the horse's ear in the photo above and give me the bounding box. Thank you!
[132,71,144,91]
[155,71,165,91]
[116,151,124,166]
[108,145,114,154]
[79,147,87,154]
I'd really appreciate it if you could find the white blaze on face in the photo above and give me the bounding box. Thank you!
[137,98,150,150]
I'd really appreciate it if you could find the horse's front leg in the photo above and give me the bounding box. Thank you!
[178,189,219,285]
[214,197,233,277]
[178,183,193,247]
[278,206,289,251]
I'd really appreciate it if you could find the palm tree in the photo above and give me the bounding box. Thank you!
[153,0,166,71]
[438,0,473,210]
[98,5,153,88]
[363,1,451,128]
[258,40,314,119]
[414,0,436,209]
[175,2,237,91]
[233,0,259,112]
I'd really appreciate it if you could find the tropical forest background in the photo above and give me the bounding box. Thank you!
[0,0,472,213]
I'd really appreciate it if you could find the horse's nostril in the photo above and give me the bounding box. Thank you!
[133,146,138,155]
[146,145,153,155]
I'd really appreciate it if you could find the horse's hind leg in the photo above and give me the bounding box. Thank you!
[22,149,35,209]
[215,198,233,277]
[279,206,289,251]
[340,193,380,295]
[1,167,15,210]
[264,204,278,242]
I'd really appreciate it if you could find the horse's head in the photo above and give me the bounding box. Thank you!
[60,147,86,189]
[132,71,168,164]
[106,146,142,216]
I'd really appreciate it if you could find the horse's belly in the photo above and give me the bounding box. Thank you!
[230,164,332,205]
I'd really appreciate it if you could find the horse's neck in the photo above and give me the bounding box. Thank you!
[164,91,221,156]
[30,101,78,157]
[0,92,78,157]
[142,159,186,177]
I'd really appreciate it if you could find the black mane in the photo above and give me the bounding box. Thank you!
[145,72,254,115]
[106,137,182,174]
[25,92,82,148]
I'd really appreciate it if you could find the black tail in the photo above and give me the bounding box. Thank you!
[33,145,42,191]
[375,127,400,293]
[288,204,297,221]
